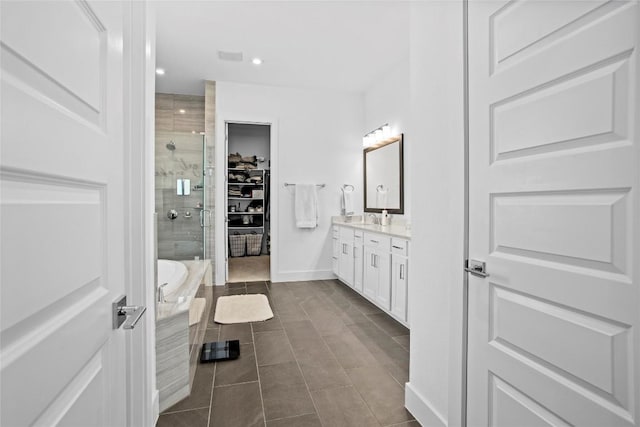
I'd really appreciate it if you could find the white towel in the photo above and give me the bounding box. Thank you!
[342,188,354,215]
[295,184,318,228]
[376,186,389,209]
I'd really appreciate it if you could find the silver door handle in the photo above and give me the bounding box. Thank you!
[464,259,490,278]
[400,263,405,280]
[119,305,147,329]
[112,295,147,330]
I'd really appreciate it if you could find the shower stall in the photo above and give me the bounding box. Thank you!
[155,132,211,260]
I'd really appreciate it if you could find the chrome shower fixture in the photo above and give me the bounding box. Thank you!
[166,141,176,151]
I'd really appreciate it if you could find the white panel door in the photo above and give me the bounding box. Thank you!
[468,1,640,426]
[1,1,135,426]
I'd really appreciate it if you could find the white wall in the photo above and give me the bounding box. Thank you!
[363,59,411,219]
[405,2,466,427]
[216,82,364,283]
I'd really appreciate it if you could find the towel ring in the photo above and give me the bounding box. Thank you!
[376,184,386,192]
[342,184,354,192]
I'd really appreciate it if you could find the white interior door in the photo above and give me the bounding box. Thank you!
[468,1,639,426]
[1,1,139,425]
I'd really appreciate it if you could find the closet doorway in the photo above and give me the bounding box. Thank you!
[225,122,271,283]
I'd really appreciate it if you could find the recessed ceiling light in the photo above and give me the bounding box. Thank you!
[156,68,165,75]
[179,109,186,114]
[252,58,263,65]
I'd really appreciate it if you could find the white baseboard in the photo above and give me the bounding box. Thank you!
[405,382,447,427]
[272,269,335,283]
[152,389,159,425]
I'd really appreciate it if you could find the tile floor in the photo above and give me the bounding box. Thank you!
[227,255,270,283]
[156,279,418,427]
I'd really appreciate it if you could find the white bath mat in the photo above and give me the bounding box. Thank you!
[189,298,207,326]
[214,294,274,324]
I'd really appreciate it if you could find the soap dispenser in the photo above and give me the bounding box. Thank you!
[381,209,390,226]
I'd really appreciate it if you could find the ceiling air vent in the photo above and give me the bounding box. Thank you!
[217,51,243,62]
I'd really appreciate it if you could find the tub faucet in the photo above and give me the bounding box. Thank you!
[158,283,168,303]
[367,213,380,225]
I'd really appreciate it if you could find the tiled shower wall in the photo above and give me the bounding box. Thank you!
[155,93,215,265]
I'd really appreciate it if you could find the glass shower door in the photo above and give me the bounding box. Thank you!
[155,132,206,261]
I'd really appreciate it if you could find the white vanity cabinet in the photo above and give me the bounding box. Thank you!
[353,231,363,293]
[390,238,409,322]
[331,226,340,276]
[332,222,410,327]
[338,227,354,287]
[363,232,391,310]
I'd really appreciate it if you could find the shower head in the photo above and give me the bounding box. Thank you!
[166,141,176,151]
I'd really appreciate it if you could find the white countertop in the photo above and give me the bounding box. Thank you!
[332,217,411,239]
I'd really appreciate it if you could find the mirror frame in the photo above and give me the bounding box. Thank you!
[363,134,404,214]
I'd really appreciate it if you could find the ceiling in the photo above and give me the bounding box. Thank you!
[155,1,410,95]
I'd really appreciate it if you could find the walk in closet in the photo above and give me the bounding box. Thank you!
[226,123,271,282]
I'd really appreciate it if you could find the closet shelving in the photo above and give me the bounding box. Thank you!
[227,168,265,230]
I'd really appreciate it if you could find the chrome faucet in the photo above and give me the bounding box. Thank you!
[367,213,380,225]
[158,283,168,303]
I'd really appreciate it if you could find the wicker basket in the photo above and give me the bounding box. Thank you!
[229,234,246,257]
[246,233,263,256]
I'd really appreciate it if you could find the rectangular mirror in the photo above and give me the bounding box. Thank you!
[364,134,404,214]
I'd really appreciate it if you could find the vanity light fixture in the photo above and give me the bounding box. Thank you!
[362,123,392,147]
[156,68,165,75]
[252,57,263,65]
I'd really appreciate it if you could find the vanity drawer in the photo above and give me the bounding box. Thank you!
[364,232,391,251]
[391,238,408,257]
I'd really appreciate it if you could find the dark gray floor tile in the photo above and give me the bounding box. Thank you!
[156,408,209,427]
[366,313,409,337]
[384,361,409,385]
[252,315,283,333]
[393,334,410,351]
[225,288,248,295]
[226,282,246,289]
[346,366,414,426]
[163,363,214,413]
[204,327,219,342]
[259,361,315,420]
[308,312,347,336]
[282,320,324,352]
[266,413,322,427]
[218,322,253,344]
[247,282,269,294]
[214,343,257,386]
[338,305,370,326]
[323,329,380,369]
[272,303,309,322]
[311,385,380,427]
[294,347,352,391]
[350,297,384,315]
[254,330,295,366]
[210,382,264,427]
